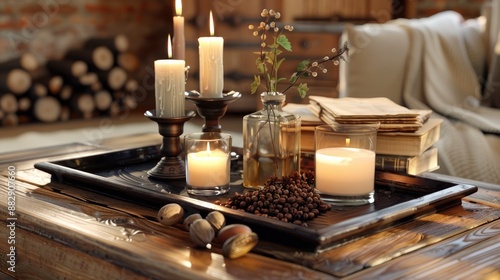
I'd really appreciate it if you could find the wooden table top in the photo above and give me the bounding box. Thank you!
[1,133,499,280]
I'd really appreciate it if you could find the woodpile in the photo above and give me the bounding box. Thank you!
[0,34,143,127]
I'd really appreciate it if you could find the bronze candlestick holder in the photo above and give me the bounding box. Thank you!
[185,90,241,132]
[145,110,196,180]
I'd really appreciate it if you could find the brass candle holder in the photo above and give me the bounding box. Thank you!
[145,110,196,180]
[185,90,241,132]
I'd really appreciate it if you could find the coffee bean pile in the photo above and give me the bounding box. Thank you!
[216,171,332,227]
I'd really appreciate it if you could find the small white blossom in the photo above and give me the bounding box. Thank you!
[248,25,254,30]
[312,61,318,67]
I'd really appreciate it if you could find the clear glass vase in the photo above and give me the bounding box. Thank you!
[242,92,301,189]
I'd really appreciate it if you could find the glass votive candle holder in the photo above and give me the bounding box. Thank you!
[184,132,231,196]
[314,122,379,206]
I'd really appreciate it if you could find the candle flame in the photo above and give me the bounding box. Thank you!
[175,0,182,16]
[167,34,172,58]
[206,142,211,153]
[346,138,350,146]
[209,10,215,36]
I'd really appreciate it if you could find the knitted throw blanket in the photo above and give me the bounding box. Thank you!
[393,11,500,184]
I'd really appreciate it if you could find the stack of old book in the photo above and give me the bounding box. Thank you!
[284,96,442,175]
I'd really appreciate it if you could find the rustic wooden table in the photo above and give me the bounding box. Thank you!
[1,133,499,280]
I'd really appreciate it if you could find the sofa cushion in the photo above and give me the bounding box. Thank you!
[490,0,500,61]
[485,32,500,108]
[339,23,409,105]
[462,18,486,79]
[482,0,500,106]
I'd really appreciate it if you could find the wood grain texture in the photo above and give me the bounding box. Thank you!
[0,176,333,279]
[0,226,151,280]
[345,218,500,279]
[2,135,500,279]
[421,172,500,208]
[255,202,500,278]
[11,167,500,278]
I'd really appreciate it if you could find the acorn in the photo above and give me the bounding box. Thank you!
[189,219,215,249]
[222,232,259,259]
[157,203,184,226]
[183,213,202,231]
[217,224,252,244]
[206,211,226,233]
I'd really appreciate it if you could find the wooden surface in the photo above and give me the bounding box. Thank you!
[1,133,499,279]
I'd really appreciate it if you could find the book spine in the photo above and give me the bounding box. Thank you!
[375,156,409,173]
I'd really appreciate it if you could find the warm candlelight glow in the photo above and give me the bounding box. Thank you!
[175,0,182,16]
[198,10,224,97]
[315,147,375,195]
[209,10,215,36]
[346,138,350,146]
[172,0,185,60]
[167,34,172,58]
[154,59,185,117]
[185,133,231,195]
[187,144,230,188]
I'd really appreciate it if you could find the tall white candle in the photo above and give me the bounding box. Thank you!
[154,35,185,117]
[315,147,375,195]
[187,147,229,187]
[173,0,185,60]
[198,11,224,98]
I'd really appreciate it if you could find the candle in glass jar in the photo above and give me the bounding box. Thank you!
[198,10,224,98]
[154,35,185,117]
[315,147,375,195]
[186,146,229,187]
[173,0,185,60]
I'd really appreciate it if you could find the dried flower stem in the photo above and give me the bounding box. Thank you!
[250,9,348,97]
[282,41,349,94]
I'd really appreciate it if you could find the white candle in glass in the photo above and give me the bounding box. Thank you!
[173,0,185,60]
[186,144,229,187]
[198,11,224,98]
[154,35,185,117]
[315,147,375,195]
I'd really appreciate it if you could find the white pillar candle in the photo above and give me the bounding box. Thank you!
[187,148,229,187]
[198,11,224,98]
[154,35,185,117]
[315,147,375,196]
[173,0,185,60]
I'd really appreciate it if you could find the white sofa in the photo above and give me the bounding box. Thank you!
[339,1,500,185]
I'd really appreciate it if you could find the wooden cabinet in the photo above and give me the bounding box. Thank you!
[182,0,393,112]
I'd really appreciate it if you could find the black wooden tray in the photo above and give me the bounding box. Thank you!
[35,145,477,252]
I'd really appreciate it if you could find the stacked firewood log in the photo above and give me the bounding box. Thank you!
[0,34,142,126]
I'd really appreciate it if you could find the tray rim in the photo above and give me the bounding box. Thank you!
[34,145,478,252]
